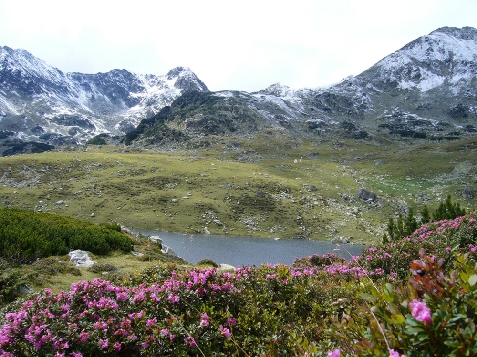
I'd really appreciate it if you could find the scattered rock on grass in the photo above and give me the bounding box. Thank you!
[68,250,95,268]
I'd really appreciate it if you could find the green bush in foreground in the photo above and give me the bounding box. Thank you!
[0,209,134,264]
[354,252,477,357]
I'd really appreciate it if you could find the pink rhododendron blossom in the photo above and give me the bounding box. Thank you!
[99,338,109,349]
[219,325,232,339]
[389,348,406,357]
[185,336,197,348]
[327,349,340,357]
[226,317,237,326]
[409,299,432,324]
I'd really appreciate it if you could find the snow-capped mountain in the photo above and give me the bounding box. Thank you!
[125,26,477,148]
[1,26,476,153]
[364,26,477,93]
[0,45,208,145]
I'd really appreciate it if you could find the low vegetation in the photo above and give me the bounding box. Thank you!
[0,136,475,245]
[0,211,476,356]
[0,209,133,264]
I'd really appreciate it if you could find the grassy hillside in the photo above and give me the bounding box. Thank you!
[0,135,475,245]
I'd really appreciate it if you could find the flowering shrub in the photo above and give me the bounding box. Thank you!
[354,252,477,357]
[0,263,368,356]
[350,212,476,280]
[0,213,476,356]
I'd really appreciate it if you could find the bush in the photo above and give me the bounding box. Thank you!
[0,214,476,355]
[196,259,219,267]
[88,263,120,274]
[355,252,477,357]
[0,209,134,264]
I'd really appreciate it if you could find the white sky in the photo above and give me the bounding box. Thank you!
[1,0,476,92]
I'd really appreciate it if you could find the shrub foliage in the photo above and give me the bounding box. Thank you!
[0,211,476,355]
[0,209,133,264]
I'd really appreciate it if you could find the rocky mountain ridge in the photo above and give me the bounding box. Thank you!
[124,26,477,149]
[0,46,208,148]
[1,26,476,154]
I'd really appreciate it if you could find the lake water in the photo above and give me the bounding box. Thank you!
[131,230,365,267]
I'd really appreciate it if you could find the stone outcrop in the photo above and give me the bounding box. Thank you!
[68,250,95,268]
[358,188,376,202]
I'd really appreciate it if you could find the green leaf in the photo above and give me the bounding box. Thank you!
[391,314,405,324]
[468,274,477,287]
[405,326,425,334]
[383,292,395,303]
[460,272,470,283]
[361,293,377,302]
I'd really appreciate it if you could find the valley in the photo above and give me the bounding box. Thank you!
[1,135,475,246]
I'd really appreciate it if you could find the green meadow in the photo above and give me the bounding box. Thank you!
[1,135,475,245]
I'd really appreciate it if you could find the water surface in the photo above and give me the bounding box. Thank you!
[132,230,365,267]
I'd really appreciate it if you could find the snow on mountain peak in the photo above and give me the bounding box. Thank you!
[0,47,209,142]
[373,26,477,92]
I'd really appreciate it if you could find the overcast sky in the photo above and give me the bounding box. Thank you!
[1,0,476,92]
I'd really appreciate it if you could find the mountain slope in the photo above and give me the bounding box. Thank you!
[0,46,208,146]
[1,26,476,152]
[125,26,476,148]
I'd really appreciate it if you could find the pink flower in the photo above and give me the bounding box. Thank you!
[219,325,232,339]
[226,317,237,326]
[327,349,340,357]
[146,318,157,328]
[185,336,197,348]
[99,338,109,349]
[79,331,89,343]
[389,348,406,357]
[409,299,432,324]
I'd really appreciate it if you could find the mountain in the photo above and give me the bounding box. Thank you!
[1,26,476,154]
[125,26,477,148]
[0,45,208,149]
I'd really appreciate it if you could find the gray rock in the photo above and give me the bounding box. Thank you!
[19,284,32,295]
[463,187,474,199]
[149,236,163,245]
[218,264,235,271]
[68,250,95,267]
[161,245,177,257]
[358,188,376,202]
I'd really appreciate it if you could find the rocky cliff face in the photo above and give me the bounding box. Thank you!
[0,46,208,146]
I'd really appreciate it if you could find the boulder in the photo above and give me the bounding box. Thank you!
[255,191,265,198]
[358,188,376,202]
[149,236,163,245]
[218,264,236,271]
[463,187,474,199]
[68,250,95,268]
[161,245,177,257]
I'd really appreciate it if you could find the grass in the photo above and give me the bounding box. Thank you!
[0,232,188,298]
[0,135,476,246]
